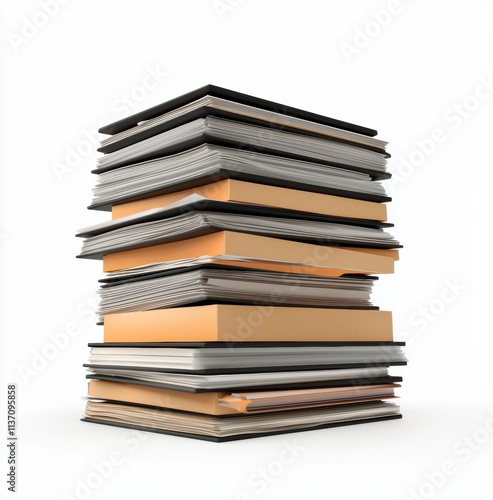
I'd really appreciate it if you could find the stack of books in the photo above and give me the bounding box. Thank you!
[77,85,406,442]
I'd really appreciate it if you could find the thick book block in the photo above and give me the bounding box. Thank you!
[99,84,379,138]
[102,231,398,274]
[82,400,402,442]
[111,179,388,221]
[87,379,398,416]
[90,144,391,211]
[103,305,393,343]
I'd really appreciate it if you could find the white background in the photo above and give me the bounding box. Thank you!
[2,1,493,499]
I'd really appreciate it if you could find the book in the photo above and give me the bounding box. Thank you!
[98,232,398,274]
[100,255,393,280]
[82,400,402,442]
[90,145,391,212]
[111,178,388,221]
[219,385,399,413]
[86,379,399,415]
[85,365,402,392]
[98,84,384,152]
[95,117,390,179]
[97,266,377,316]
[85,342,407,373]
[76,195,400,260]
[102,305,394,343]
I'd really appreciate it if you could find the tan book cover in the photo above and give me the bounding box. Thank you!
[87,380,397,416]
[111,179,387,221]
[103,304,393,343]
[102,231,398,273]
[219,384,399,413]
[88,380,235,416]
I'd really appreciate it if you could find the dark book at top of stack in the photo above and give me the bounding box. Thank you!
[89,84,391,211]
[77,85,406,442]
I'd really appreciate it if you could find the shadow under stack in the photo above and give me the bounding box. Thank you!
[77,85,406,442]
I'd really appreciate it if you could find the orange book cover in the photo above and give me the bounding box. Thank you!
[102,231,398,274]
[112,179,388,221]
[103,304,393,343]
